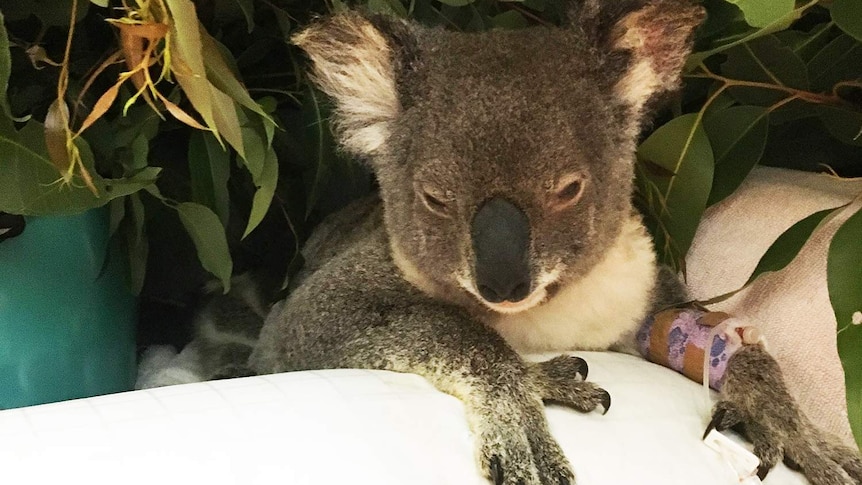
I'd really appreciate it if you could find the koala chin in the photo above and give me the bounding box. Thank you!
[195,1,862,484]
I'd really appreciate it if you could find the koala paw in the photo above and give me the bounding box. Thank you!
[469,355,614,485]
[708,345,862,485]
[529,355,611,414]
[477,412,574,485]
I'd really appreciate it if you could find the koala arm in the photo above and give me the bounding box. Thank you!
[709,344,862,484]
[638,273,862,484]
[250,234,607,485]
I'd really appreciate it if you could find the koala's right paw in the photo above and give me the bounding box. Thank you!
[477,413,574,485]
[473,355,612,485]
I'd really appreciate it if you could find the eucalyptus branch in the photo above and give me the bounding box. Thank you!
[833,80,862,97]
[687,66,851,107]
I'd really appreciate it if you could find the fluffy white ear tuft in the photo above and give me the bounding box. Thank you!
[611,0,705,115]
[293,14,401,157]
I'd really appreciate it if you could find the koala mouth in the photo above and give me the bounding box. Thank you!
[483,286,549,314]
[457,269,562,315]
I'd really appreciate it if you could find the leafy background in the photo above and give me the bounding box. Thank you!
[0,0,861,443]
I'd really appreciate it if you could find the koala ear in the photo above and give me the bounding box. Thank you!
[574,0,705,115]
[292,13,412,157]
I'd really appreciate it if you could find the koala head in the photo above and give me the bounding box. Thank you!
[294,0,704,315]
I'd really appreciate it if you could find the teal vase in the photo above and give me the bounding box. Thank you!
[0,208,137,409]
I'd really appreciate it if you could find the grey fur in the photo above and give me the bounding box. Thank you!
[195,1,861,483]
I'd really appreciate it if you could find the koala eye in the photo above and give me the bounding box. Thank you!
[417,185,451,217]
[549,175,585,212]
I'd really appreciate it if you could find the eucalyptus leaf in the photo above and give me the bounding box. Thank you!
[722,35,808,105]
[209,88,247,162]
[701,90,737,119]
[125,193,149,294]
[832,0,862,43]
[817,105,862,147]
[830,207,862,448]
[438,0,475,8]
[238,109,266,181]
[188,132,231,226]
[685,1,811,69]
[698,0,746,40]
[243,146,279,238]
[0,12,12,123]
[838,322,862,450]
[0,121,159,215]
[491,11,529,29]
[637,113,714,269]
[303,88,337,218]
[176,202,233,293]
[704,106,769,206]
[368,0,409,17]
[129,134,150,171]
[806,34,862,92]
[164,0,220,141]
[234,0,255,33]
[108,197,125,238]
[775,22,835,62]
[829,207,862,328]
[523,0,545,13]
[200,33,276,127]
[726,0,793,28]
[748,207,838,285]
[272,6,293,44]
[90,0,109,7]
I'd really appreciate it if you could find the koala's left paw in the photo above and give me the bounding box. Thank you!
[708,345,862,485]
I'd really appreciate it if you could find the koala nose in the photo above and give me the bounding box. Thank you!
[471,197,532,303]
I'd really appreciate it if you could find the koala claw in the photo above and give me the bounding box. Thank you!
[571,357,588,381]
[490,456,504,485]
[477,404,575,485]
[702,406,730,439]
[598,389,611,415]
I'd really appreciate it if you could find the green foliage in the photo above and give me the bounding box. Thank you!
[637,114,714,273]
[830,207,862,446]
[175,201,234,293]
[703,106,769,205]
[832,0,862,43]
[751,207,839,283]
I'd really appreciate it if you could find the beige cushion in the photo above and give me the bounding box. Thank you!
[686,166,862,445]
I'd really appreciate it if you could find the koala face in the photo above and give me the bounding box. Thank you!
[294,1,704,315]
[381,33,638,314]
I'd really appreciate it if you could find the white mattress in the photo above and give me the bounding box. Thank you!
[0,351,807,485]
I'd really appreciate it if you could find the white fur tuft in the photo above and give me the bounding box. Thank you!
[293,16,400,156]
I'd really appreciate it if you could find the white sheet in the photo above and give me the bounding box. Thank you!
[0,352,807,485]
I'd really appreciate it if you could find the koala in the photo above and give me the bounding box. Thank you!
[195,1,862,484]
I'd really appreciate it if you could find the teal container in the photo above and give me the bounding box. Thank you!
[0,208,137,409]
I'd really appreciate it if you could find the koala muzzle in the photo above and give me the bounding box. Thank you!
[471,197,531,304]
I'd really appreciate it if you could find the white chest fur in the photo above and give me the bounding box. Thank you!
[489,217,658,353]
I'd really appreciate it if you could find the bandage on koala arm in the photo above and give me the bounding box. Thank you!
[636,308,764,391]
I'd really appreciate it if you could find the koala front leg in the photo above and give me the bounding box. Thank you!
[339,308,607,485]
[707,345,862,484]
[257,296,605,484]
